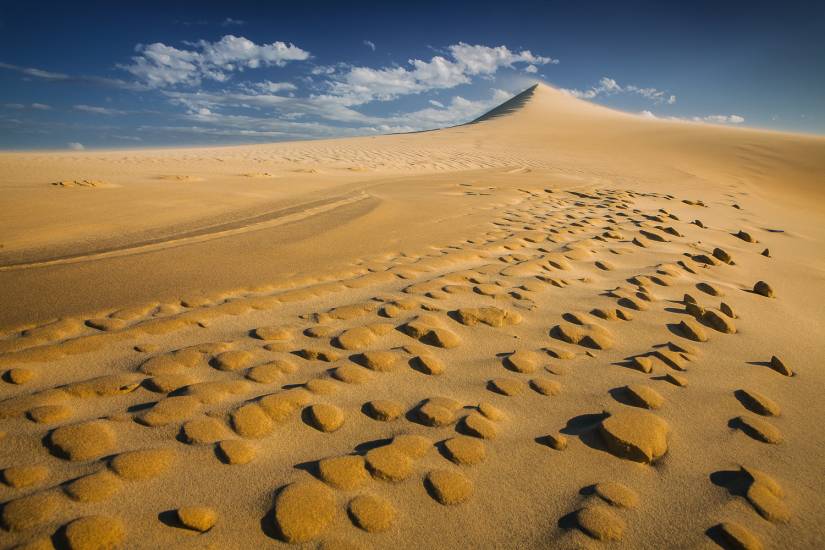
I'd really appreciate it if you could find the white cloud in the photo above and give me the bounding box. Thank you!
[639,110,745,125]
[363,40,376,51]
[160,86,513,140]
[525,65,538,74]
[0,61,143,90]
[0,62,68,80]
[73,104,127,115]
[565,76,676,104]
[31,103,51,110]
[694,114,744,124]
[4,103,25,109]
[328,43,556,105]
[310,65,338,75]
[67,142,85,150]
[121,35,310,88]
[221,18,245,26]
[448,43,556,75]
[250,80,297,93]
[385,90,511,128]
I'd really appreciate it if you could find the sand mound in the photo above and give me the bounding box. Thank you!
[453,307,522,327]
[712,521,762,550]
[600,409,669,463]
[576,505,625,541]
[736,390,780,416]
[347,494,396,532]
[624,384,665,409]
[442,436,486,465]
[2,465,49,489]
[2,492,61,532]
[529,377,561,396]
[366,445,413,482]
[49,420,116,461]
[231,403,274,438]
[63,515,126,549]
[318,455,368,490]
[425,469,473,505]
[273,481,336,543]
[410,354,445,375]
[733,415,783,444]
[177,506,218,532]
[217,439,256,465]
[306,403,345,432]
[594,482,639,509]
[65,470,122,502]
[110,448,174,480]
[504,350,541,373]
[364,399,403,421]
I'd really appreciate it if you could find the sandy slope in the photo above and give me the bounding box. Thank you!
[1,83,824,549]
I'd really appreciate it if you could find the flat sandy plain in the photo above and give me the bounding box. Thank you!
[1,84,824,549]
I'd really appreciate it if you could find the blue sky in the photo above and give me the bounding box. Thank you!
[1,0,823,150]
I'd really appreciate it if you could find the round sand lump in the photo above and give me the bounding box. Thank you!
[63,515,126,550]
[599,409,669,463]
[365,446,413,482]
[306,404,345,432]
[177,506,218,532]
[50,420,116,461]
[425,469,473,505]
[347,494,396,532]
[273,481,336,543]
[576,505,625,541]
[318,455,368,490]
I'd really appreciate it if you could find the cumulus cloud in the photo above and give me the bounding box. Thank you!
[250,81,297,93]
[329,43,556,104]
[639,110,745,125]
[73,104,127,115]
[67,142,85,150]
[363,40,376,51]
[8,39,561,143]
[121,35,310,88]
[695,114,744,124]
[160,86,514,139]
[448,43,556,74]
[565,77,676,104]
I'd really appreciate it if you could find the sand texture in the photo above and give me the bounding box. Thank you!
[1,83,825,548]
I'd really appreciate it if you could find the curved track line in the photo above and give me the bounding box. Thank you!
[0,192,370,272]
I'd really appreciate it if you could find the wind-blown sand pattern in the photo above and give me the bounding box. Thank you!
[1,84,825,548]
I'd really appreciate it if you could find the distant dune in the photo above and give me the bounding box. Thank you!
[1,83,824,549]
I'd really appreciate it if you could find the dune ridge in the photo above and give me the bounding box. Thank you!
[1,83,824,549]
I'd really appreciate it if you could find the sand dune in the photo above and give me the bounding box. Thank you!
[1,83,824,549]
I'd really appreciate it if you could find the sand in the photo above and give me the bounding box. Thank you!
[1,82,825,548]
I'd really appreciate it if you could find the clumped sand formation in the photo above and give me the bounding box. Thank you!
[0,82,823,548]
